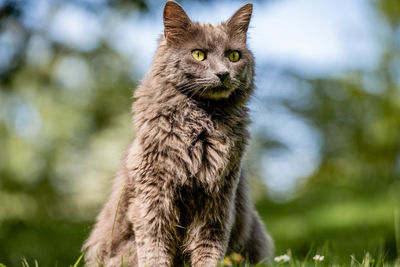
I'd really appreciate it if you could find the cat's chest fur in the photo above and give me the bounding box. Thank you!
[131,87,249,193]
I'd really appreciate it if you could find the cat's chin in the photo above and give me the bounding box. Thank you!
[198,86,234,100]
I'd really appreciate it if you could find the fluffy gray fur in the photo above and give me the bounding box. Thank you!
[82,1,273,266]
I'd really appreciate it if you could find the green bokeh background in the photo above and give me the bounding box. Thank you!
[1,0,400,266]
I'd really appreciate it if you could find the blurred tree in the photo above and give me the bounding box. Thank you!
[0,0,148,265]
[252,0,400,260]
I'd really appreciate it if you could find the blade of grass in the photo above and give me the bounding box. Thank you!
[111,184,126,243]
[21,258,29,267]
[395,208,400,260]
[361,252,371,267]
[71,254,84,267]
[302,243,315,267]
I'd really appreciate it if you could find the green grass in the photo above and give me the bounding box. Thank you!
[219,250,400,267]
[2,251,399,267]
[16,254,83,267]
[254,182,400,263]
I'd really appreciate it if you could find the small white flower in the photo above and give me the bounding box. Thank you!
[313,254,325,262]
[274,254,290,262]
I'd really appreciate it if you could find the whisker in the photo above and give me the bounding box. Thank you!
[177,81,206,100]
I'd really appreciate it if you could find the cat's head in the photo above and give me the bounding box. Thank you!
[156,1,254,101]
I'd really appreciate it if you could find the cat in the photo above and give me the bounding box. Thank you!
[82,1,273,266]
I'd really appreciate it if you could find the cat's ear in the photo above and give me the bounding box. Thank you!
[226,3,253,41]
[163,1,192,45]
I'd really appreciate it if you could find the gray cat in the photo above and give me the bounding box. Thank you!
[82,1,273,266]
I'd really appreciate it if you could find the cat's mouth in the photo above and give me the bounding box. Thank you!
[212,86,230,93]
[198,85,233,100]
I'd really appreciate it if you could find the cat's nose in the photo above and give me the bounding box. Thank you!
[216,72,230,82]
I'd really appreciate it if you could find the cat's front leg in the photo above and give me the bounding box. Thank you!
[130,186,178,267]
[186,197,235,267]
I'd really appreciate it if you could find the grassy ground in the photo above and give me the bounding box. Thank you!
[2,251,399,267]
[255,181,400,265]
[220,251,400,267]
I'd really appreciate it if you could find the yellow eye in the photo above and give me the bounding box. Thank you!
[192,50,205,61]
[228,51,240,62]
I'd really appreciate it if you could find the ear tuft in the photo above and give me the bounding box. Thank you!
[226,3,253,40]
[163,1,192,44]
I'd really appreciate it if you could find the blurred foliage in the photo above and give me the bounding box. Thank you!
[0,0,400,266]
[252,0,400,262]
[0,0,139,265]
[377,0,400,27]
